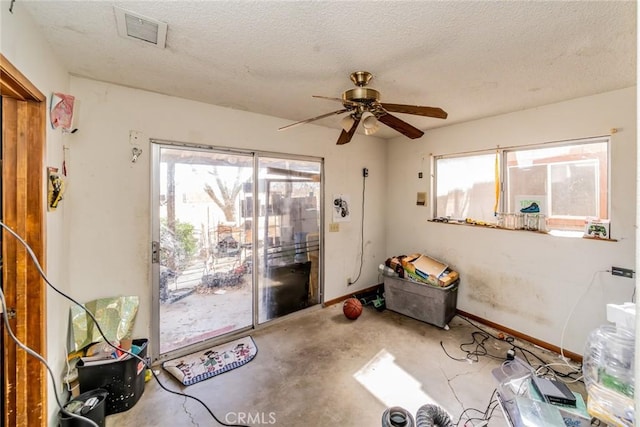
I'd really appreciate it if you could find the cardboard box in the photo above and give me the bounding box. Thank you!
[404,254,458,287]
[399,253,421,269]
[438,270,459,287]
[384,276,458,328]
[410,254,448,277]
[404,269,459,288]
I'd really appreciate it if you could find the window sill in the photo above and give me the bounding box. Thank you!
[581,235,618,242]
[428,220,617,241]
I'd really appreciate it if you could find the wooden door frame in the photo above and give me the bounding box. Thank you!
[1,54,47,427]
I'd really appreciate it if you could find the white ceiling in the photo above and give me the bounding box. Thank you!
[20,0,637,140]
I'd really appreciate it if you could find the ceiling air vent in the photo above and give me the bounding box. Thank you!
[114,7,167,49]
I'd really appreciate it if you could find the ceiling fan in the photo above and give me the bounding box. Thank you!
[278,71,448,145]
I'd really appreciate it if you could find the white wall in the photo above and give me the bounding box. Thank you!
[65,76,387,347]
[1,2,71,425]
[385,87,637,354]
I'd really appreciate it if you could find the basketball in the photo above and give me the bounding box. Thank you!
[343,298,363,320]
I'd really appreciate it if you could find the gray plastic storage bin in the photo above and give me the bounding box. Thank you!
[384,276,458,328]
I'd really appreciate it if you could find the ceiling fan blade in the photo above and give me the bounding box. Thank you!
[278,108,349,131]
[380,103,448,119]
[377,113,424,139]
[336,117,361,145]
[313,95,359,108]
[312,95,343,102]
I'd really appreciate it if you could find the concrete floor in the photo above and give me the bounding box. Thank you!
[105,304,585,426]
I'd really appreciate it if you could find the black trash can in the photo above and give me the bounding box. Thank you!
[77,338,148,415]
[59,388,108,427]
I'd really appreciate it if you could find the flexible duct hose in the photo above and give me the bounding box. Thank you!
[381,406,415,427]
[415,404,454,427]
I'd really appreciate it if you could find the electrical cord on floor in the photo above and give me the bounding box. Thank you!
[454,388,499,427]
[440,330,506,363]
[535,363,583,384]
[0,219,248,427]
[454,315,583,384]
[0,287,99,427]
[513,345,582,383]
[348,173,366,285]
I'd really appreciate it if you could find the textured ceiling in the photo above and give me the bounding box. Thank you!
[19,0,637,139]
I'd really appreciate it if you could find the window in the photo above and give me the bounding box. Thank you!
[435,153,497,222]
[434,137,609,234]
[505,140,608,231]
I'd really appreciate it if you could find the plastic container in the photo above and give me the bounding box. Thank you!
[59,388,108,427]
[378,263,398,277]
[504,213,516,230]
[583,325,635,426]
[537,214,547,232]
[583,325,634,396]
[383,276,458,328]
[77,339,148,415]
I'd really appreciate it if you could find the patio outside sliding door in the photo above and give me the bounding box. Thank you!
[153,145,254,357]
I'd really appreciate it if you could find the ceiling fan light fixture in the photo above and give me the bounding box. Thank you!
[340,115,356,131]
[362,112,380,135]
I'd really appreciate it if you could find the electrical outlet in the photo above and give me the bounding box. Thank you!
[611,266,634,278]
[362,168,369,177]
[347,277,352,285]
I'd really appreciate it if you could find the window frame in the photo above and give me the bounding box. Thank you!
[432,136,611,234]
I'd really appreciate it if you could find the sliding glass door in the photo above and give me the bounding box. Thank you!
[256,158,321,323]
[152,143,322,360]
[153,146,254,356]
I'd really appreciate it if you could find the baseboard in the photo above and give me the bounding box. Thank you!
[456,309,583,363]
[323,283,383,307]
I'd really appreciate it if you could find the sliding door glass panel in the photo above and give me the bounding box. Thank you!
[256,158,321,323]
[157,147,253,355]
